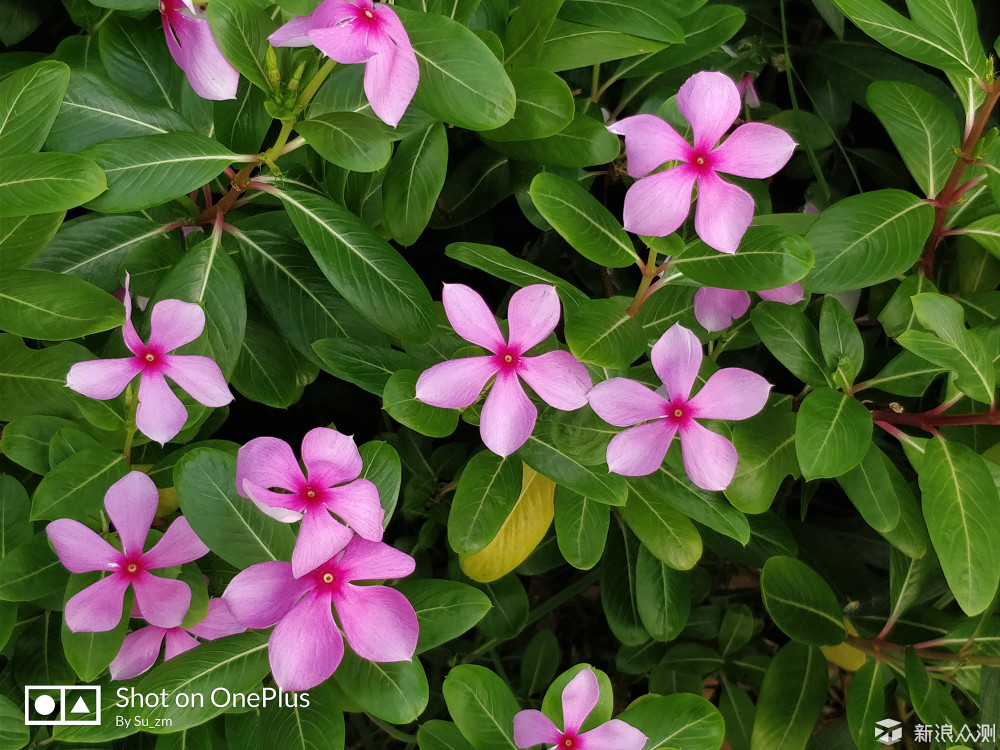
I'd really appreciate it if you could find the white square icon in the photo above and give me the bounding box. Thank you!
[24,686,101,726]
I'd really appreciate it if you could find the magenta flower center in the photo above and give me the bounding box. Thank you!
[116,553,146,580]
[665,399,695,426]
[136,346,166,372]
[363,8,374,18]
[314,565,345,594]
[494,345,522,372]
[558,733,578,748]
[688,148,714,175]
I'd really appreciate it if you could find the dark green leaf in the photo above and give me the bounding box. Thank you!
[0,60,70,157]
[794,388,872,480]
[0,152,106,217]
[384,121,448,246]
[0,269,122,339]
[760,556,847,645]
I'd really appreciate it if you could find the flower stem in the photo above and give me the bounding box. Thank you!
[626,247,659,317]
[847,634,1000,667]
[294,58,337,114]
[869,405,1000,430]
[122,385,139,465]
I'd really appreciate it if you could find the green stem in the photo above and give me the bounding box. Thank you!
[626,247,658,317]
[294,58,337,114]
[122,385,139,465]
[259,119,295,166]
[847,635,1000,667]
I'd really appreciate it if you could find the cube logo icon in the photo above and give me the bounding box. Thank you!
[24,686,101,726]
[875,718,903,745]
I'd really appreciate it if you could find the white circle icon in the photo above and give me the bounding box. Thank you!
[33,695,56,716]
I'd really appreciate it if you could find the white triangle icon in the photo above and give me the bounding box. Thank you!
[70,696,90,714]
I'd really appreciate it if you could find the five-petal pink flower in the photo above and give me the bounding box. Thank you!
[588,323,771,490]
[694,282,804,332]
[161,0,240,101]
[415,284,593,457]
[110,598,246,680]
[608,71,796,254]
[46,472,210,632]
[236,427,385,578]
[270,0,419,127]
[223,537,418,691]
[513,668,646,750]
[66,275,234,446]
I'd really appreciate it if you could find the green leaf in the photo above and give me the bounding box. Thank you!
[601,520,648,645]
[719,604,754,657]
[278,188,435,342]
[0,475,31,559]
[30,447,129,524]
[671,226,813,290]
[0,532,70,602]
[207,0,275,92]
[803,190,934,292]
[549,405,617,466]
[878,458,930,559]
[384,121,449,246]
[861,350,943,397]
[257,681,344,750]
[621,479,702,570]
[0,694,29,750]
[819,295,864,384]
[448,452,522,555]
[46,71,193,153]
[838,443,903,533]
[313,339,419,395]
[528,172,637,268]
[396,579,492,654]
[475,573,528,639]
[749,643,828,750]
[383,369,459,438]
[0,335,89,421]
[418,721,476,750]
[553,486,609,569]
[751,302,833,388]
[636,544,690,642]
[98,17,177,106]
[518,426,628,506]
[919,437,1000,616]
[541,664,614,730]
[537,20,668,72]
[0,152,106,217]
[617,692,725,750]
[296,112,393,173]
[399,7,515,131]
[79,133,240,213]
[360,440,402,523]
[560,0,684,43]
[174,448,295,569]
[761,556,846,645]
[479,68,574,142]
[232,312,317,408]
[503,0,563,68]
[719,683,755,750]
[564,297,646,368]
[0,60,70,157]
[795,388,872,480]
[846,660,884,750]
[0,269,122,340]
[0,212,64,271]
[484,112,620,167]
[442,665,519,750]
[521,630,560,695]
[866,80,961,198]
[726,407,798,514]
[964,214,1000,259]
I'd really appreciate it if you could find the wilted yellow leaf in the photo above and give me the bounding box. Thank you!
[460,464,555,583]
[821,617,866,671]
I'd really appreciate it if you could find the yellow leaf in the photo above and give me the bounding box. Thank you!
[157,487,179,516]
[821,617,866,671]
[460,464,555,583]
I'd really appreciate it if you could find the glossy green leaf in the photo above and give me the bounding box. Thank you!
[751,302,833,388]
[30,447,129,524]
[617,692,725,750]
[819,295,864,384]
[503,0,563,68]
[384,121,448,246]
[553,486,609,570]
[0,212,64,271]
[518,425,628,506]
[0,269,122,340]
[296,112,393,173]
[449,452,522,555]
[480,68,574,142]
[207,0,275,92]
[601,519,648,645]
[442,665,520,750]
[795,388,872,479]
[313,339,419,395]
[671,226,813,290]
[0,152,106,217]
[98,17,177,107]
[0,475,31,559]
[561,0,683,43]
[0,335,90,421]
[417,721,477,750]
[537,20,668,72]
[256,682,346,750]
[485,112,620,167]
[0,532,70,602]
[0,60,70,157]
[383,369,460,438]
[231,312,317,408]
[846,660,884,750]
[726,407,798,514]
[397,579,492,654]
[761,556,846,645]
[749,642,828,750]
[521,630,560,695]
[621,479,702,570]
[636,545,690,642]
[564,297,646,368]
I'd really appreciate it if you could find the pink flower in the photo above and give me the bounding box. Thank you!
[588,324,771,489]
[161,0,240,101]
[66,275,234,446]
[513,668,646,750]
[415,284,593,457]
[223,537,418,691]
[736,73,760,108]
[608,71,796,254]
[269,0,418,127]
[236,427,384,578]
[109,598,246,680]
[46,472,210,632]
[694,282,804,332]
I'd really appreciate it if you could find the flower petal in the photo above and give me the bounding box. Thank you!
[518,350,592,410]
[307,1,377,63]
[362,5,419,127]
[507,285,561,353]
[562,668,600,734]
[678,421,738,491]
[269,589,344,691]
[689,368,771,421]
[133,572,192,628]
[336,537,416,582]
[650,324,703,403]
[163,355,233,407]
[292,508,355,578]
[480,370,537,457]
[64,574,130,632]
[237,436,305,496]
[66,358,140,400]
[512,709,561,748]
[712,122,796,179]
[606,420,676,477]
[588,377,667,426]
[333,583,417,662]
[442,284,505,351]
[693,287,750,332]
[676,71,740,152]
[301,427,363,486]
[577,719,648,750]
[110,626,167,680]
[136,372,188,445]
[143,517,209,569]
[162,6,240,100]
[621,167,697,237]
[47,519,118,573]
[241,479,306,522]
[268,13,316,47]
[105,471,158,557]
[608,114,691,178]
[415,356,498,409]
[693,171,754,255]
[326,479,384,541]
[164,628,200,660]
[187,598,246,640]
[758,282,804,305]
[224,561,312,629]
[148,299,206,352]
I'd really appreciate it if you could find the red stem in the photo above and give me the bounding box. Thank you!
[870,407,1000,430]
